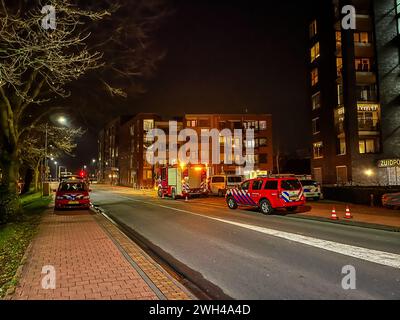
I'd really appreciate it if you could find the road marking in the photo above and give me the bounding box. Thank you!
[101,192,400,269]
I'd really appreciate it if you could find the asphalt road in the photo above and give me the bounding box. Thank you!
[91,185,400,300]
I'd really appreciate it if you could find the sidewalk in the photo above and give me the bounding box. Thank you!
[6,209,193,300]
[296,201,400,229]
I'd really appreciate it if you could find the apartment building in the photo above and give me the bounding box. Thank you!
[308,0,400,185]
[98,113,273,187]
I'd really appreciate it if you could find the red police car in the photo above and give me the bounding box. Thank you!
[54,180,91,210]
[225,176,305,214]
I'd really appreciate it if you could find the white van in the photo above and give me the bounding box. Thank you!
[208,175,243,196]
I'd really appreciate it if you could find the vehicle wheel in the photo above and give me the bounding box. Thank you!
[157,187,163,198]
[313,197,320,201]
[218,189,223,197]
[286,206,298,212]
[259,199,273,215]
[226,196,238,209]
[171,188,176,200]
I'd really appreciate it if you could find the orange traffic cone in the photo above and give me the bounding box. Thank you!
[330,207,339,220]
[344,205,352,219]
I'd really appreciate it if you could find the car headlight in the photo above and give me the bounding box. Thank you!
[56,196,64,200]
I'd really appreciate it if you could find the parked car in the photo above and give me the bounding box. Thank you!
[300,179,322,200]
[225,177,305,214]
[54,180,91,210]
[208,175,243,196]
[382,192,400,209]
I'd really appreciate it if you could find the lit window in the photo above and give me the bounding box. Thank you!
[338,138,346,155]
[359,139,378,154]
[335,31,342,43]
[309,20,317,38]
[311,68,319,86]
[312,92,321,110]
[259,120,267,130]
[143,119,154,131]
[336,57,343,77]
[312,118,320,135]
[354,32,370,44]
[355,58,371,72]
[310,42,320,62]
[337,84,343,105]
[313,142,323,159]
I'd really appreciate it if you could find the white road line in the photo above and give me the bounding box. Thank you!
[106,192,400,269]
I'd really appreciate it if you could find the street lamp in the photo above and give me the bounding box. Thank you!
[58,116,67,125]
[364,169,374,177]
[54,161,58,180]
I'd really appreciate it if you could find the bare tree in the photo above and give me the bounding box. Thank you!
[0,0,108,222]
[0,0,167,223]
[20,125,84,192]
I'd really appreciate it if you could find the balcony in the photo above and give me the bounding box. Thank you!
[358,120,380,132]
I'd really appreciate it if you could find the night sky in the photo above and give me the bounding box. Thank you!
[65,0,313,173]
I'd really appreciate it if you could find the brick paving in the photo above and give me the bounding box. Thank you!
[7,210,192,300]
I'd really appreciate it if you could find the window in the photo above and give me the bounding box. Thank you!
[313,141,323,159]
[359,139,379,154]
[358,107,380,131]
[143,119,154,132]
[312,92,321,110]
[312,117,320,135]
[357,85,377,102]
[187,120,197,127]
[259,121,267,130]
[309,20,317,38]
[355,58,371,72]
[252,180,263,190]
[241,181,250,191]
[336,166,348,184]
[337,138,346,155]
[310,42,320,62]
[259,154,268,164]
[313,167,322,184]
[311,68,319,86]
[337,84,343,105]
[281,180,302,191]
[336,57,343,76]
[335,31,342,43]
[259,138,267,147]
[212,176,225,183]
[354,32,370,44]
[264,180,278,190]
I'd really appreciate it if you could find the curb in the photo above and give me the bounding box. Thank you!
[90,206,196,300]
[288,214,400,232]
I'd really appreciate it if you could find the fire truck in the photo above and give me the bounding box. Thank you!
[156,164,208,199]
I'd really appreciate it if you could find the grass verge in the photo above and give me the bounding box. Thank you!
[0,192,52,298]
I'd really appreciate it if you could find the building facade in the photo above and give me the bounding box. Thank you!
[98,113,273,187]
[308,0,400,186]
[184,114,273,178]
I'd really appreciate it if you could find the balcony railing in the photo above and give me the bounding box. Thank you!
[358,121,380,132]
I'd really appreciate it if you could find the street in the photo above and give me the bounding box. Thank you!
[91,185,400,300]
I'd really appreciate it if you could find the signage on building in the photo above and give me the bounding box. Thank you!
[378,159,400,168]
[357,104,379,112]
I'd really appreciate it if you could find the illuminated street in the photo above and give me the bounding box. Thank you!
[91,185,400,300]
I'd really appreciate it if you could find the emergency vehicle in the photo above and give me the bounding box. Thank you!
[225,176,305,214]
[157,164,208,199]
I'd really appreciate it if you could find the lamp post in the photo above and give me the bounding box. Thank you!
[54,161,58,180]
